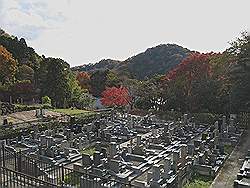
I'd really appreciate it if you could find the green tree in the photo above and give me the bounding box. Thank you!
[16,64,34,82]
[41,58,71,107]
[106,71,121,87]
[229,32,250,112]
[89,70,108,97]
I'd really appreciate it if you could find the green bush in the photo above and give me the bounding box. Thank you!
[42,96,52,106]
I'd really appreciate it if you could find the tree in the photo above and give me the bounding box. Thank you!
[41,58,71,107]
[163,52,215,112]
[101,86,131,107]
[69,72,90,107]
[106,71,121,87]
[207,52,234,113]
[229,32,250,112]
[11,80,34,96]
[89,70,108,97]
[0,45,17,84]
[16,64,34,82]
[75,93,95,109]
[76,72,90,90]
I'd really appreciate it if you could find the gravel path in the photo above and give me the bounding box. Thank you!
[210,129,250,188]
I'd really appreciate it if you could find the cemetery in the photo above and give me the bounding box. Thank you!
[234,150,250,188]
[0,106,245,188]
[0,3,249,187]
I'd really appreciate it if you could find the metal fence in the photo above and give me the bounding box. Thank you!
[0,143,134,188]
[0,166,58,188]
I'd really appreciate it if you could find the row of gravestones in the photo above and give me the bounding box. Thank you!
[0,102,15,115]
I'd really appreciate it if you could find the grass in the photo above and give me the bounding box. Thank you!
[14,104,42,111]
[64,171,82,186]
[51,108,93,116]
[224,144,234,154]
[184,175,213,188]
[15,104,41,107]
[80,147,95,156]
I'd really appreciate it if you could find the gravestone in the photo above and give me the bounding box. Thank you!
[109,142,117,158]
[137,135,141,146]
[173,150,180,164]
[109,159,119,173]
[93,151,102,166]
[95,141,101,152]
[82,153,92,166]
[183,114,188,125]
[152,164,161,181]
[187,144,194,156]
[163,158,171,179]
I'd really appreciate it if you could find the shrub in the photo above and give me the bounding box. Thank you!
[42,96,52,106]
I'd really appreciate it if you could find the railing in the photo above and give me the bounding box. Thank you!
[0,143,134,187]
[0,166,58,188]
[62,166,132,188]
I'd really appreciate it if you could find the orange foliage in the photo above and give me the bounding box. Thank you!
[76,71,90,90]
[0,45,17,83]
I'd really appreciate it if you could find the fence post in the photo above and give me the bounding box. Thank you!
[14,150,17,171]
[34,161,37,177]
[61,164,64,187]
[2,142,5,167]
[17,150,22,172]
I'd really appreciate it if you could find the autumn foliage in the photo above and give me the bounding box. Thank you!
[101,86,131,107]
[76,71,90,90]
[0,45,17,84]
[165,52,213,82]
[163,52,215,94]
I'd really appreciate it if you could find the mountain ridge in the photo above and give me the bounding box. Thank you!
[72,44,191,80]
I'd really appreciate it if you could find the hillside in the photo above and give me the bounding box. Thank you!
[72,59,121,72]
[72,44,191,80]
[0,28,42,70]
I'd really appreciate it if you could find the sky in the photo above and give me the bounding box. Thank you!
[0,0,249,67]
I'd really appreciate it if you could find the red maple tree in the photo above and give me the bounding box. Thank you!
[165,52,213,82]
[101,86,131,107]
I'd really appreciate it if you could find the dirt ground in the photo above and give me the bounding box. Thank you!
[210,129,250,188]
[0,110,63,129]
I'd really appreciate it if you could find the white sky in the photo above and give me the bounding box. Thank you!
[0,0,249,67]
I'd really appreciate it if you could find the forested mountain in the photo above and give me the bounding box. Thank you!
[72,44,191,80]
[72,59,121,73]
[0,29,42,70]
[1,28,249,113]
